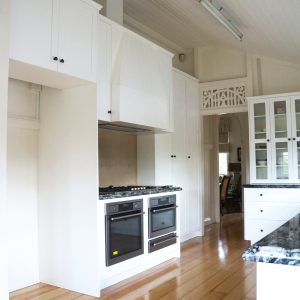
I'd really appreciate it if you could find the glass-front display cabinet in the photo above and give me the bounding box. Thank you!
[249,93,300,183]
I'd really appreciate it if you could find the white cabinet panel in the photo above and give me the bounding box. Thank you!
[10,0,55,71]
[97,18,112,122]
[57,0,97,81]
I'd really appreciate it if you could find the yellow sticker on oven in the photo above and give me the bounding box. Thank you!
[112,251,119,256]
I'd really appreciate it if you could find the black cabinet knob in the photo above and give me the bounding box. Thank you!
[53,56,58,61]
[260,210,263,212]
[260,229,264,232]
[260,194,263,196]
[267,139,270,142]
[107,110,112,114]
[293,138,296,141]
[288,138,291,141]
[174,155,176,158]
[188,156,191,159]
[171,155,174,158]
[59,58,65,63]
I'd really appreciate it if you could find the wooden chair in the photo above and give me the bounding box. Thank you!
[220,175,231,216]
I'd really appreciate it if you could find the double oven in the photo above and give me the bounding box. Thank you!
[148,195,178,253]
[105,194,178,266]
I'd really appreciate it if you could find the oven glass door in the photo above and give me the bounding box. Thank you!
[106,212,143,266]
[150,206,176,238]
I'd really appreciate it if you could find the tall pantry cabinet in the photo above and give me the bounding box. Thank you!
[137,69,203,242]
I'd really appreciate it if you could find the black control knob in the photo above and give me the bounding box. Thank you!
[267,139,270,142]
[53,56,58,61]
[260,194,263,196]
[288,138,291,141]
[188,156,191,159]
[171,155,174,158]
[174,155,177,158]
[260,210,263,212]
[293,138,296,141]
[59,58,65,63]
[107,110,112,114]
[260,229,264,232]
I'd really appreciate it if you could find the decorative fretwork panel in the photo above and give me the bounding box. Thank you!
[200,77,250,113]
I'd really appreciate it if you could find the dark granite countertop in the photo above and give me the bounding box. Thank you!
[243,213,300,266]
[243,184,300,188]
[99,186,182,200]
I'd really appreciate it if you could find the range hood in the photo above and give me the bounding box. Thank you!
[98,121,153,133]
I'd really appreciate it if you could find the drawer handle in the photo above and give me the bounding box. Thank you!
[260,210,263,212]
[260,229,264,232]
[260,194,263,196]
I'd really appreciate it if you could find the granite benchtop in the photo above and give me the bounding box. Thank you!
[99,186,182,200]
[243,184,300,188]
[243,213,300,266]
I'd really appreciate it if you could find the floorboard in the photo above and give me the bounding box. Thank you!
[10,213,256,300]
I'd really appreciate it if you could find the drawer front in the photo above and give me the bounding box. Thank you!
[245,202,300,221]
[244,188,300,203]
[244,219,287,244]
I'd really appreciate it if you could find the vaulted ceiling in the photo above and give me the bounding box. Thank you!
[124,0,300,64]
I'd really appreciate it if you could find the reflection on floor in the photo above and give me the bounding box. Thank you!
[10,213,256,300]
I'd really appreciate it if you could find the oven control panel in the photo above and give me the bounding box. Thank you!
[106,200,143,215]
[149,195,176,208]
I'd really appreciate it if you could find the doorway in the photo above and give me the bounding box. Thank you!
[203,112,249,226]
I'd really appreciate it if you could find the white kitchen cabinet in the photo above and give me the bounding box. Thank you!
[137,69,202,242]
[244,188,300,244]
[248,92,300,183]
[10,0,100,85]
[97,16,173,131]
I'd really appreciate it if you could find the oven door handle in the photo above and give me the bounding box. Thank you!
[110,212,145,221]
[153,236,178,247]
[152,205,178,213]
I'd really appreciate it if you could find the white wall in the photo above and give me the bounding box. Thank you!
[0,1,10,299]
[195,45,300,96]
[38,84,100,297]
[7,79,40,292]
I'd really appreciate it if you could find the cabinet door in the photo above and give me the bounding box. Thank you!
[185,79,200,234]
[270,97,293,182]
[97,18,112,121]
[10,0,56,71]
[249,100,272,182]
[57,0,97,81]
[290,95,300,182]
[172,71,187,236]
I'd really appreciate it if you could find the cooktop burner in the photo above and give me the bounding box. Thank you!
[99,185,171,194]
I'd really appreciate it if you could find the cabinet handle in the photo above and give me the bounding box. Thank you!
[293,138,296,141]
[260,194,263,196]
[267,139,270,142]
[260,210,263,212]
[59,58,65,63]
[107,110,112,114]
[171,155,174,158]
[288,138,291,141]
[188,156,191,159]
[174,155,176,158]
[53,56,58,61]
[260,229,264,232]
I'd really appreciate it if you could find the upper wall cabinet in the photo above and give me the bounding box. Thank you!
[248,92,300,183]
[97,16,174,131]
[9,0,101,87]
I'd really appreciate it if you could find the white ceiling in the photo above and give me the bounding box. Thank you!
[123,0,300,64]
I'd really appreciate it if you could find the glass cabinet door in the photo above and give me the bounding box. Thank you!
[253,102,267,140]
[254,142,269,180]
[290,96,300,181]
[270,98,292,182]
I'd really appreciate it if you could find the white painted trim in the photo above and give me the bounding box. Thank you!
[248,91,300,101]
[80,0,102,11]
[173,67,199,82]
[200,106,248,115]
[180,230,202,243]
[199,77,249,88]
[8,118,40,130]
[98,14,174,57]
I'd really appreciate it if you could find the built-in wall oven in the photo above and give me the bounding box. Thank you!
[105,200,144,266]
[148,195,178,252]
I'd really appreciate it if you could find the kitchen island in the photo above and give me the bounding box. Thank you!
[243,213,300,300]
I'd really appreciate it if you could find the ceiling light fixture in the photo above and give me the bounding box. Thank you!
[199,0,243,41]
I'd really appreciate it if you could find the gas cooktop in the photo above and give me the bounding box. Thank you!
[99,185,170,193]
